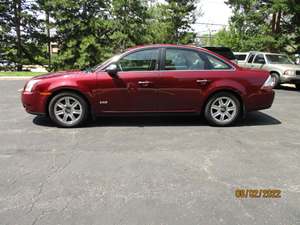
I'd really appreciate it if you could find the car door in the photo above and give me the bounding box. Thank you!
[244,53,256,68]
[251,54,267,70]
[155,47,234,112]
[95,48,160,113]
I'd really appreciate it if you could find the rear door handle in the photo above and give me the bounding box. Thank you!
[138,80,153,87]
[196,79,211,85]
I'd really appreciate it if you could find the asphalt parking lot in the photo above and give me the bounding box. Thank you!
[0,80,300,225]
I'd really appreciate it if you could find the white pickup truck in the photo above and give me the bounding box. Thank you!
[234,51,300,89]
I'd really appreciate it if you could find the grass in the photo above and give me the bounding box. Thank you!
[0,71,46,76]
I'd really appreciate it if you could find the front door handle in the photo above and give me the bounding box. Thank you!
[196,79,211,86]
[138,80,153,87]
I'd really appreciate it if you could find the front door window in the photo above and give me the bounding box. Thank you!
[118,49,159,72]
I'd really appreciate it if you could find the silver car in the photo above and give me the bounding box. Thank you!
[239,52,300,89]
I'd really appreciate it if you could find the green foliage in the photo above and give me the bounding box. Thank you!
[0,71,46,76]
[214,0,300,53]
[147,1,198,44]
[0,0,47,69]
[48,0,111,70]
[1,0,199,71]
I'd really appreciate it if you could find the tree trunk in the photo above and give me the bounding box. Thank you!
[275,10,281,33]
[13,0,22,71]
[271,13,276,33]
[46,10,51,68]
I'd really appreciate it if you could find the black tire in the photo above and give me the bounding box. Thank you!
[270,72,280,88]
[204,92,241,127]
[48,92,88,128]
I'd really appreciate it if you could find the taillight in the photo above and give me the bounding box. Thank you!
[261,75,275,90]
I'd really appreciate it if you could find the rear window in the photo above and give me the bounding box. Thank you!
[203,47,236,60]
[235,54,247,61]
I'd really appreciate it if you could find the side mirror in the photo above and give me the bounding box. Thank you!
[106,64,118,77]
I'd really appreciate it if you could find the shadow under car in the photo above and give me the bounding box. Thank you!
[33,111,281,128]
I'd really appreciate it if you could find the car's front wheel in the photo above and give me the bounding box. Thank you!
[270,72,280,88]
[204,92,241,126]
[48,92,88,128]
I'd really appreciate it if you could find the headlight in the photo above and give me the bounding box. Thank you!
[25,79,40,92]
[283,70,296,76]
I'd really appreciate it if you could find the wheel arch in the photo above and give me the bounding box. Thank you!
[270,70,281,76]
[202,89,245,117]
[45,88,92,117]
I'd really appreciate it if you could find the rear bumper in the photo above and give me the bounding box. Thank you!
[21,91,48,115]
[246,89,275,112]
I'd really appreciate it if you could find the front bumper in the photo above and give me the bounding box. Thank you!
[280,75,300,84]
[246,89,275,112]
[21,91,48,115]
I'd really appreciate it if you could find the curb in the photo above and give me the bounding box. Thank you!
[0,76,33,80]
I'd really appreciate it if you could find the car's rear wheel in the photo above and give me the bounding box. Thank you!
[270,72,280,88]
[48,92,88,128]
[204,92,241,126]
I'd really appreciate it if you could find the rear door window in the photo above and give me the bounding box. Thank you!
[164,48,232,71]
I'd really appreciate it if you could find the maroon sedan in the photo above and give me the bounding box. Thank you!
[21,44,275,127]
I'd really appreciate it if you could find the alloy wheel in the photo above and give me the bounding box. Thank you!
[210,96,237,123]
[54,96,83,125]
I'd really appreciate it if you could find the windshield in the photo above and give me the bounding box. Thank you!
[90,54,121,72]
[266,54,293,64]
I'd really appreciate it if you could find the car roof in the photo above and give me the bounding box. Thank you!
[125,44,222,57]
[234,52,249,54]
[126,44,208,51]
[248,51,285,55]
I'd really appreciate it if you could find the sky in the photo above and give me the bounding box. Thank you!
[192,0,233,35]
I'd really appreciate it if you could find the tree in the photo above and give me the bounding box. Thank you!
[110,0,149,50]
[0,0,47,70]
[48,0,112,70]
[49,0,152,70]
[37,0,53,67]
[223,0,300,53]
[165,0,198,44]
[146,0,199,45]
[1,0,202,71]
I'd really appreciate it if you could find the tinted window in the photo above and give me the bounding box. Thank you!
[254,54,266,64]
[235,54,247,61]
[118,49,159,71]
[248,54,255,63]
[203,47,236,60]
[164,48,231,71]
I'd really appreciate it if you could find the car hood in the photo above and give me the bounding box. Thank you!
[268,64,300,71]
[32,70,84,80]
